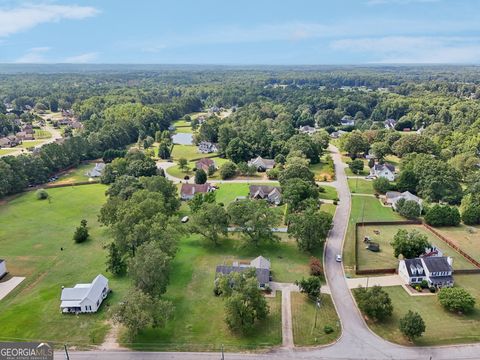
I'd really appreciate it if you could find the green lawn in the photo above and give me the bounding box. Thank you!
[34,129,52,139]
[172,119,194,133]
[434,225,480,262]
[127,233,318,351]
[321,203,337,216]
[348,178,375,195]
[165,157,230,180]
[0,148,18,156]
[342,156,370,176]
[292,292,340,346]
[319,185,338,200]
[310,160,335,182]
[214,183,250,204]
[52,163,96,184]
[356,225,476,271]
[363,275,480,346]
[0,185,130,348]
[171,145,217,161]
[19,140,46,149]
[343,196,402,276]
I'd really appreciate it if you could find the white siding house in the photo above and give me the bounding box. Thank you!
[372,164,396,181]
[399,257,454,288]
[0,259,7,279]
[60,274,110,314]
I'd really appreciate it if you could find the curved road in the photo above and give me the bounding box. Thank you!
[64,146,480,359]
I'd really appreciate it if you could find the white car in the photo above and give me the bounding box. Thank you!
[181,216,189,223]
[335,254,342,262]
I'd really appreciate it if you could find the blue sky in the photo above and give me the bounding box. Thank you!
[0,0,479,64]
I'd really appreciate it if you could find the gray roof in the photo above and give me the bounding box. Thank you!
[404,258,425,277]
[429,275,454,284]
[250,256,270,270]
[423,257,452,273]
[61,274,108,306]
[374,163,395,173]
[215,265,270,285]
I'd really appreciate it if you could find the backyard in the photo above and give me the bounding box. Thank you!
[356,224,477,272]
[51,163,96,184]
[365,275,480,346]
[434,225,480,262]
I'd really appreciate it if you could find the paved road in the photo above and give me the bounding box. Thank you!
[61,145,480,359]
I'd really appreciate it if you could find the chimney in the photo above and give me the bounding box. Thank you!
[447,257,453,267]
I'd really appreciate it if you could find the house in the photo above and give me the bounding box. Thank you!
[0,259,7,279]
[372,163,396,181]
[385,191,423,211]
[195,158,216,172]
[384,118,397,129]
[247,156,275,171]
[215,256,271,288]
[330,130,346,139]
[180,182,214,200]
[15,131,34,140]
[86,163,106,178]
[340,116,355,126]
[399,256,454,288]
[60,274,110,314]
[249,185,282,205]
[0,136,21,148]
[299,125,317,135]
[22,124,34,135]
[198,141,218,154]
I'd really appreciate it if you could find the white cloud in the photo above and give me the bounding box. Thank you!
[64,52,99,63]
[330,36,480,63]
[0,3,99,37]
[15,46,51,63]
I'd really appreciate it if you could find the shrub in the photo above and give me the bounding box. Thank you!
[324,325,334,334]
[372,177,391,194]
[219,161,237,180]
[425,205,461,227]
[354,285,393,322]
[73,220,89,243]
[399,310,426,341]
[348,159,364,174]
[194,169,207,184]
[296,276,321,299]
[309,257,324,276]
[35,189,49,200]
[396,199,421,219]
[266,167,279,180]
[438,287,475,313]
[420,280,428,289]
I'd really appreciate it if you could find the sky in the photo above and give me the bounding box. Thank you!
[0,0,479,64]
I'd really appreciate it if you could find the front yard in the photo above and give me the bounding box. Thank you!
[364,275,480,346]
[348,178,375,195]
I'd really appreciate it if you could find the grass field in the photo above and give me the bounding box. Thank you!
[0,148,18,156]
[0,185,130,348]
[172,119,194,133]
[127,233,318,351]
[291,292,340,346]
[165,157,230,180]
[348,178,375,195]
[356,225,477,271]
[343,196,402,276]
[434,225,480,262]
[319,185,338,200]
[364,275,480,346]
[19,140,46,149]
[171,145,217,161]
[33,129,52,139]
[52,163,95,184]
[321,203,337,217]
[310,161,335,182]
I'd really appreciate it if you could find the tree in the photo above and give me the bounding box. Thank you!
[372,177,391,194]
[35,189,49,200]
[219,161,237,180]
[392,134,438,157]
[424,205,461,227]
[370,142,390,160]
[460,193,480,225]
[194,168,207,184]
[354,286,393,322]
[158,141,171,159]
[396,199,421,219]
[438,287,476,313]
[278,163,315,185]
[396,169,417,193]
[288,208,333,252]
[296,276,321,299]
[178,158,188,172]
[309,257,324,276]
[391,229,430,259]
[216,269,269,333]
[113,288,174,338]
[341,131,368,159]
[227,200,279,246]
[73,220,89,243]
[129,242,172,297]
[282,178,319,211]
[190,202,228,245]
[349,159,364,175]
[225,137,251,163]
[188,191,216,212]
[105,242,127,276]
[399,311,426,341]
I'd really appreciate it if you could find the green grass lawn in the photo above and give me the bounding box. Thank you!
[356,225,476,271]
[292,292,340,346]
[434,225,480,262]
[0,148,18,156]
[165,157,230,180]
[310,161,334,182]
[52,163,96,184]
[171,145,217,161]
[34,129,52,139]
[342,155,370,176]
[0,185,130,348]
[343,196,402,276]
[172,119,194,133]
[319,185,338,200]
[19,140,46,149]
[126,233,318,351]
[321,203,337,217]
[348,178,375,195]
[363,275,480,346]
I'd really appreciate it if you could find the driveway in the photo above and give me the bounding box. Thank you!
[0,277,25,300]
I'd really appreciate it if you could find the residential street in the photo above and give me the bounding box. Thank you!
[60,145,480,359]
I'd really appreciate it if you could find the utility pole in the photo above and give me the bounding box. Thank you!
[64,344,70,360]
[221,344,225,360]
[314,286,321,328]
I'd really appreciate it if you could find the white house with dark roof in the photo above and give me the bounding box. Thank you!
[198,141,218,154]
[385,191,423,211]
[399,256,454,288]
[86,163,106,178]
[60,274,109,314]
[248,156,275,171]
[340,116,355,126]
[372,163,396,181]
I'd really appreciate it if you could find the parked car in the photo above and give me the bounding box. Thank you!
[181,216,189,223]
[336,254,342,262]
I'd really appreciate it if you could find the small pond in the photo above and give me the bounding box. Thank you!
[172,133,193,145]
